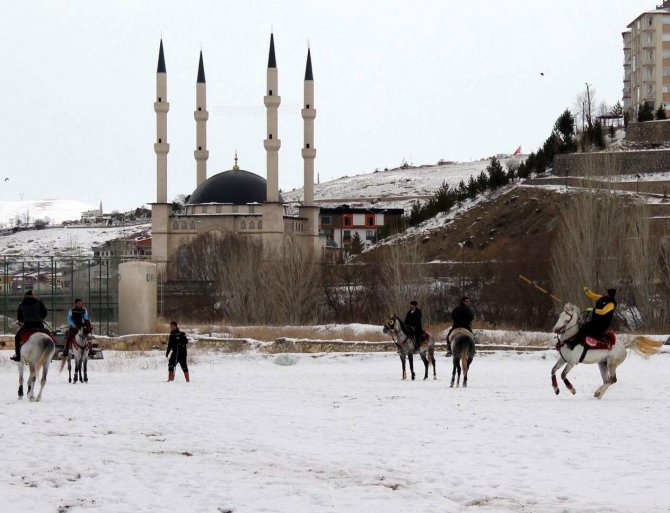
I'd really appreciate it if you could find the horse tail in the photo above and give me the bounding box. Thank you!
[625,335,663,357]
[36,336,54,370]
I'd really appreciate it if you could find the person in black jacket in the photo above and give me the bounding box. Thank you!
[11,290,48,361]
[404,300,425,344]
[446,296,474,356]
[166,321,189,382]
[576,287,617,341]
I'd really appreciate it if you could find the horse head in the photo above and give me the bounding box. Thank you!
[553,303,580,335]
[383,314,399,335]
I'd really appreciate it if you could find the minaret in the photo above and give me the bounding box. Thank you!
[302,48,316,206]
[263,33,281,202]
[154,39,169,203]
[194,50,209,187]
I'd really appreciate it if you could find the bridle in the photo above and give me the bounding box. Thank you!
[384,316,407,347]
[72,330,92,352]
[554,309,577,353]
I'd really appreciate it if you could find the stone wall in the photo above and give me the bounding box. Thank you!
[553,150,670,177]
[626,119,670,143]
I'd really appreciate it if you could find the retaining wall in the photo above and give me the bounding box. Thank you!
[552,150,670,177]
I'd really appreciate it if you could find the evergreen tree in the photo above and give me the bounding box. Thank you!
[467,175,478,199]
[609,125,616,141]
[486,156,507,189]
[350,232,363,255]
[593,120,605,149]
[656,105,667,120]
[611,101,624,118]
[477,171,488,191]
[457,179,468,201]
[638,101,654,122]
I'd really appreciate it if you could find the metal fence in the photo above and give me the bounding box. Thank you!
[1,256,150,336]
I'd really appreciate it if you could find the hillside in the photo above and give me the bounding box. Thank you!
[0,199,96,227]
[283,158,523,212]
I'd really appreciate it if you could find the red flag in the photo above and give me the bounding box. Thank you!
[513,146,521,156]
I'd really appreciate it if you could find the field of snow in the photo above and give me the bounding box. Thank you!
[0,223,150,257]
[1,346,668,512]
[0,200,96,227]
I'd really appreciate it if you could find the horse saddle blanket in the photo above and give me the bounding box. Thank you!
[19,329,56,344]
[583,332,616,350]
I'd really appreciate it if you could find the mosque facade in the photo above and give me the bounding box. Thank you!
[150,34,324,268]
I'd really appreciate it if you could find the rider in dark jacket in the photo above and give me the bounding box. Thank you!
[577,287,617,341]
[11,290,48,361]
[166,321,189,382]
[446,296,474,356]
[404,300,424,343]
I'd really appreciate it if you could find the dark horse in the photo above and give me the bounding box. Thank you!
[383,315,436,380]
[448,328,476,388]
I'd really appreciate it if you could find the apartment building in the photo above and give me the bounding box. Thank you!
[623,1,670,119]
[319,206,404,251]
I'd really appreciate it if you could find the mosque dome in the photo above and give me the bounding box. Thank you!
[187,169,269,205]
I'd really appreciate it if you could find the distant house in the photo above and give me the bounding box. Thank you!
[319,206,404,251]
[93,235,152,259]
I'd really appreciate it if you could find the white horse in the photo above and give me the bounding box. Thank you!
[383,314,436,380]
[16,332,56,402]
[62,328,91,383]
[551,303,663,399]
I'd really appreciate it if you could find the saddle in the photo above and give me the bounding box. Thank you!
[19,329,57,345]
[566,331,616,352]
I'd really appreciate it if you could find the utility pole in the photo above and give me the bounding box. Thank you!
[585,83,593,129]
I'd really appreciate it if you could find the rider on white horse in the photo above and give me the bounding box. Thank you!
[11,290,48,362]
[62,298,91,358]
[404,300,426,346]
[574,287,617,343]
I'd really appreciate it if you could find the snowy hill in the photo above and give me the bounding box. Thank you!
[0,199,96,227]
[0,224,150,257]
[282,158,523,212]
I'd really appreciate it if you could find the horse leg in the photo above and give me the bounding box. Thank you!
[420,348,429,380]
[560,362,577,395]
[27,363,37,402]
[462,354,469,388]
[408,353,416,381]
[68,355,72,383]
[550,358,567,395]
[36,359,50,402]
[83,356,88,383]
[17,362,24,400]
[595,356,621,399]
[431,348,437,380]
[450,357,457,387]
[399,353,407,380]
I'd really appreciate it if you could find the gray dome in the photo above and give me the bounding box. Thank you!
[187,169,268,205]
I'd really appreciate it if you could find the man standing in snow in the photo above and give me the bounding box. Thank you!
[11,290,48,361]
[446,296,474,356]
[404,300,425,345]
[166,321,189,382]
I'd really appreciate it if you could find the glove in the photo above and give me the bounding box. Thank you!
[586,307,594,312]
[583,287,589,292]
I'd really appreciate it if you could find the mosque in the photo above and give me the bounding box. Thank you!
[150,34,324,268]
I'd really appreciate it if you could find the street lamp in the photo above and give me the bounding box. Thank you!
[636,173,641,195]
[457,241,465,292]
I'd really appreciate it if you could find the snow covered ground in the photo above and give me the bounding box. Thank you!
[0,223,150,257]
[1,347,668,512]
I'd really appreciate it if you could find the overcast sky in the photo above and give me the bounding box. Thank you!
[0,0,654,211]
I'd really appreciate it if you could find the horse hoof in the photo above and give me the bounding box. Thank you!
[433,376,437,380]
[569,388,576,396]
[29,397,36,403]
[554,388,560,395]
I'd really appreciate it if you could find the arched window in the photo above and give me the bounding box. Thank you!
[190,221,196,230]
[241,220,247,229]
[181,221,187,230]
[249,221,255,229]
[172,221,179,230]
[258,220,262,229]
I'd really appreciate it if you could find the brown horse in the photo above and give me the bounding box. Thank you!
[448,328,476,388]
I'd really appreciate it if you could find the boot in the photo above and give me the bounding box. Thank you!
[184,371,190,382]
[168,370,175,382]
[10,340,21,361]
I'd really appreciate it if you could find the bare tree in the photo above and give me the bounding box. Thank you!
[378,240,431,322]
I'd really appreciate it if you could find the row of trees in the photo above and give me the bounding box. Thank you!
[404,157,517,229]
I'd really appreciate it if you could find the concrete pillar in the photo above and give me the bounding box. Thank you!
[119,261,158,335]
